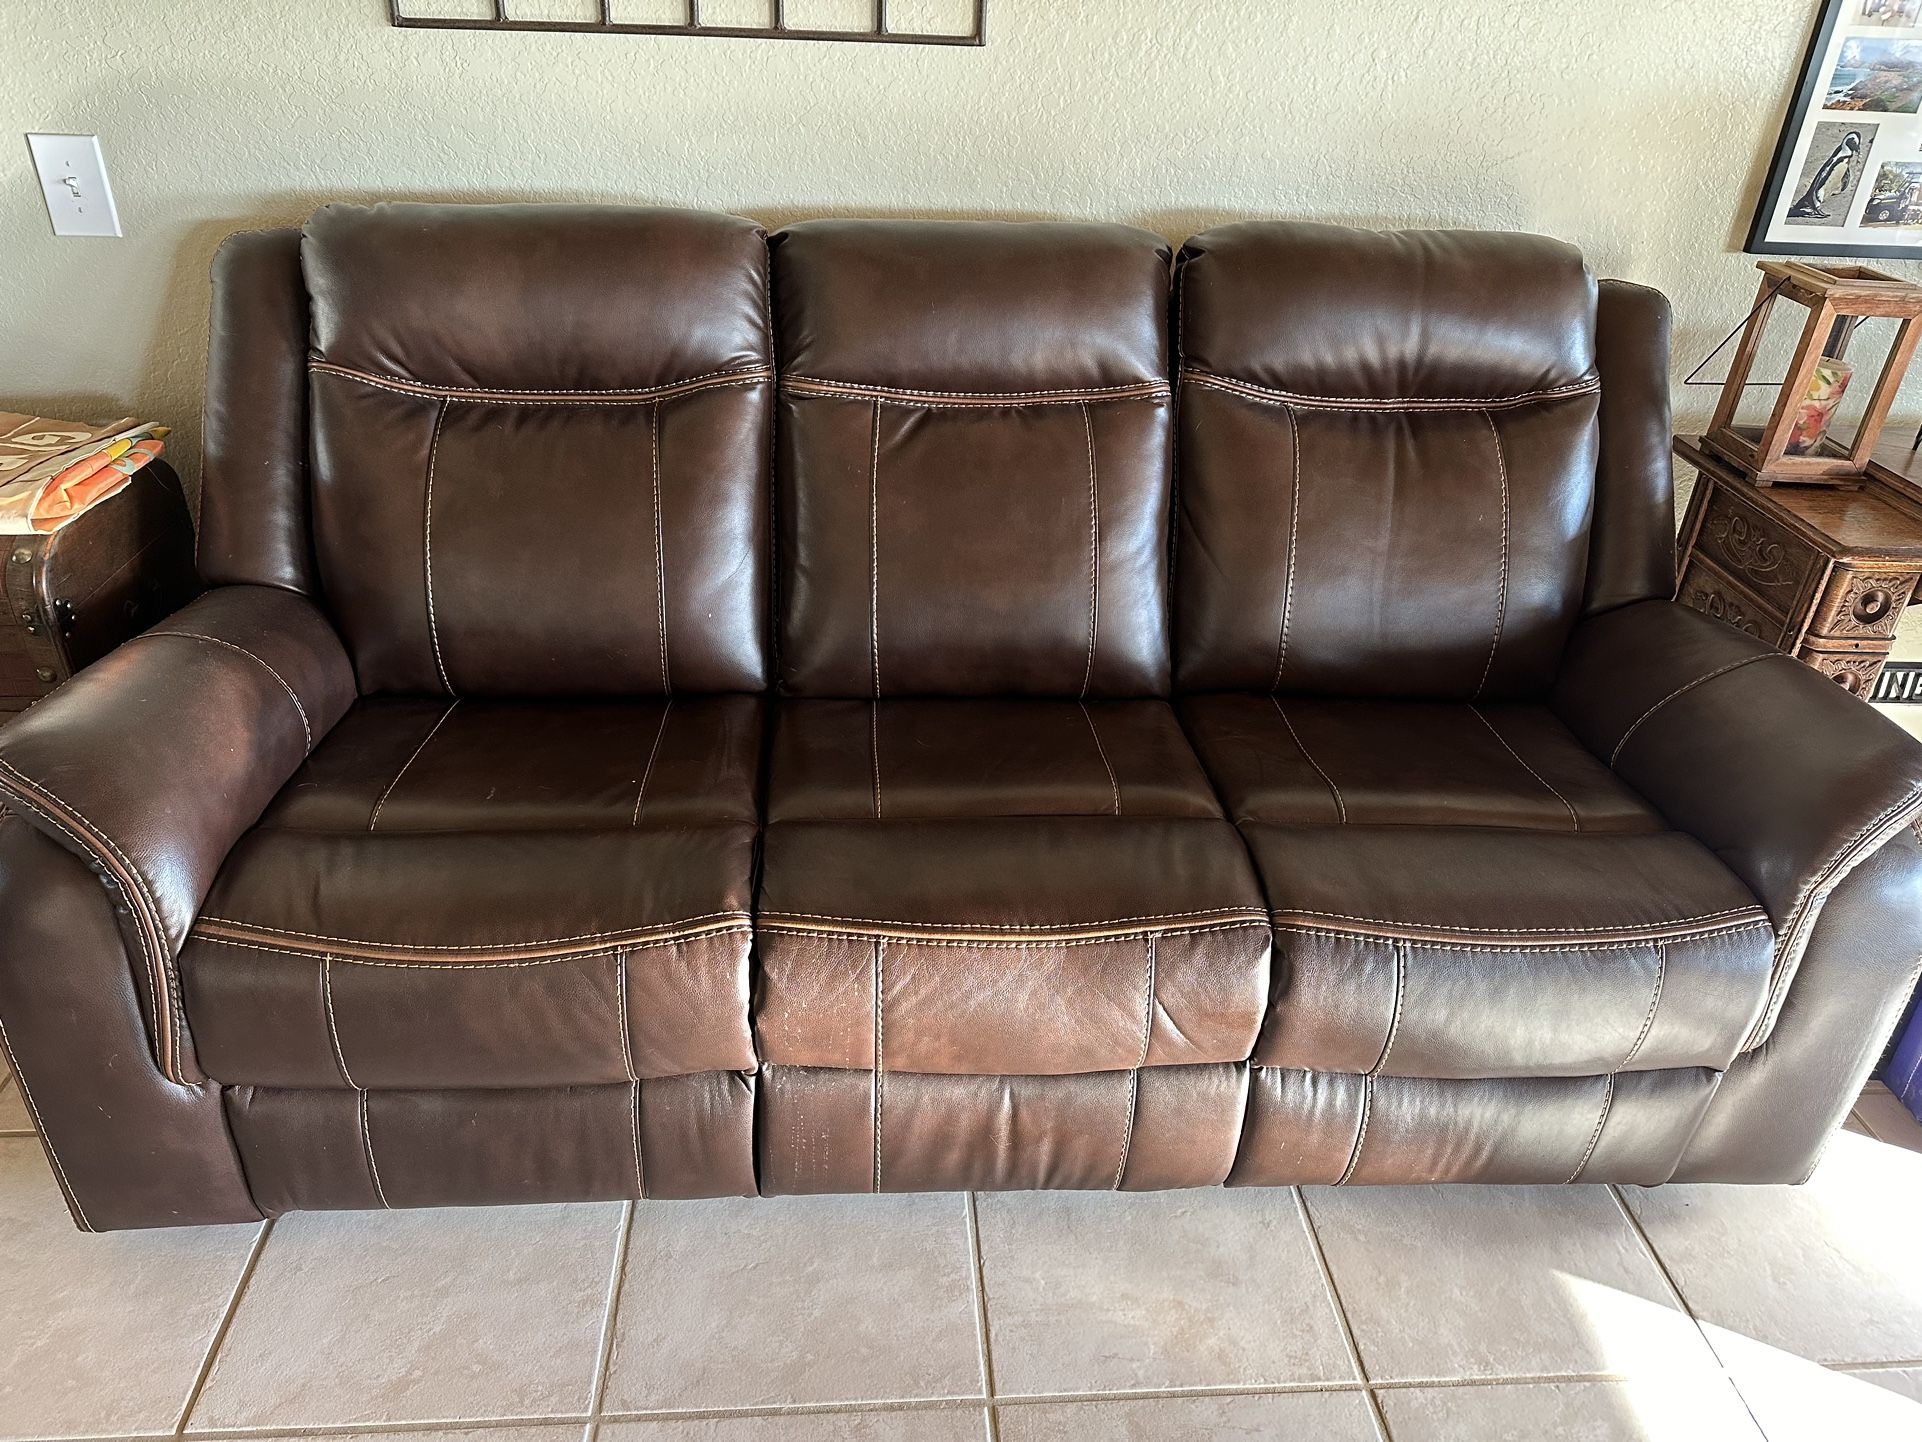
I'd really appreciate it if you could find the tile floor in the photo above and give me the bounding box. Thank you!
[1,1060,1918,1442]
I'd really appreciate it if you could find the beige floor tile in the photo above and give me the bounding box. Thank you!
[602,1193,982,1413]
[975,1188,1355,1396]
[1302,1184,1716,1384]
[1855,1087,1922,1152]
[1623,1130,1922,1366]
[1378,1378,1763,1441]
[0,1136,263,1441]
[0,1080,29,1134]
[189,1201,624,1429]
[995,1390,1380,1441]
[1843,1110,1874,1137]
[245,1431,581,1442]
[1853,1365,1922,1402]
[1710,1329,1922,1439]
[602,1409,988,1440]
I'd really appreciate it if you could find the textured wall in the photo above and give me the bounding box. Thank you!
[0,0,1910,488]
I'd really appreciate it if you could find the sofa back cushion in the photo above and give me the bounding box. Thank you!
[1174,222,1600,699]
[773,220,1175,697]
[302,202,771,696]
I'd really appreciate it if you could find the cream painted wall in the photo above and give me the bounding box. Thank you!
[0,0,1909,490]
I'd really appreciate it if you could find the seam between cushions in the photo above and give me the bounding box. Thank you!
[1082,401,1100,697]
[1337,1075,1373,1185]
[368,699,457,832]
[1608,655,1771,766]
[631,702,672,827]
[422,400,453,694]
[1567,1074,1614,1184]
[1273,919,1771,953]
[321,956,357,1087]
[762,905,1269,929]
[311,359,772,403]
[1371,940,1407,1077]
[0,757,178,1082]
[1081,703,1120,816]
[1273,697,1346,823]
[1470,704,1580,831]
[1271,405,1301,690]
[1183,369,1602,412]
[1620,943,1667,1071]
[143,631,313,751]
[1269,905,1765,935]
[359,1090,390,1209]
[784,376,1170,406]
[758,919,1270,947]
[1476,411,1510,698]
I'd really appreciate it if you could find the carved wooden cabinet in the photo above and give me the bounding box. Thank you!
[1674,437,1922,697]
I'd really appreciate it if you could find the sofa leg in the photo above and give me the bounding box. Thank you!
[1673,829,1922,1184]
[0,817,260,1230]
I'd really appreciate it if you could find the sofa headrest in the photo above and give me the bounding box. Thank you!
[771,219,1171,392]
[302,202,769,392]
[1177,221,1597,403]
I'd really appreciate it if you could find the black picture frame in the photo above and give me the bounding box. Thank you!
[1749,0,1922,258]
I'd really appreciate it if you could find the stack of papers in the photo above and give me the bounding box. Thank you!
[0,411,169,535]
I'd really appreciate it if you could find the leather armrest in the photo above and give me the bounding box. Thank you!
[1553,598,1922,1050]
[0,585,354,1082]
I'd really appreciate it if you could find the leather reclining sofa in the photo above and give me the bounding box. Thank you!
[3,203,1921,1232]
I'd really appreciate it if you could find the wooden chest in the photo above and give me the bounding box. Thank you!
[1675,438,1922,699]
[0,461,198,722]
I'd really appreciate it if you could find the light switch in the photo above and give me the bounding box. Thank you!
[26,134,122,238]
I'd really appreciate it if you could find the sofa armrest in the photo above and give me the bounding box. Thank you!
[1553,598,1922,1051]
[0,585,354,1082]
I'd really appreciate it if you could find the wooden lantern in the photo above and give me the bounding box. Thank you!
[1705,260,1922,486]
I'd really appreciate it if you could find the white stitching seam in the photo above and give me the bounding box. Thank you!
[872,937,884,1194]
[1081,401,1100,698]
[1372,940,1407,1077]
[322,956,357,1088]
[194,910,752,950]
[1476,410,1510,698]
[1337,1075,1373,1185]
[1082,703,1120,816]
[1273,697,1345,823]
[631,702,672,827]
[144,631,312,751]
[1471,704,1579,832]
[869,400,882,701]
[785,376,1170,406]
[1620,943,1667,1071]
[1113,1068,1139,1191]
[1184,369,1602,412]
[1272,922,1772,954]
[631,1079,646,1199]
[759,906,1264,930]
[1271,405,1301,691]
[369,699,457,832]
[1271,906,1766,934]
[359,1090,390,1209]
[311,359,771,403]
[0,1007,93,1229]
[1567,1075,1614,1184]
[651,400,670,694]
[1610,655,1771,766]
[423,399,454,694]
[190,926,748,968]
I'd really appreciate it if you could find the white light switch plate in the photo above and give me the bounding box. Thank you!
[26,134,121,238]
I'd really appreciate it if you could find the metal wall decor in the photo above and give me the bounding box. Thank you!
[390,1,985,46]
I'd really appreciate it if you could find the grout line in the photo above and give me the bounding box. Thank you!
[580,1200,638,1441]
[1293,1187,1393,1442]
[1840,1358,1922,1372]
[174,1417,592,1440]
[963,1191,1000,1442]
[172,1218,277,1434]
[1607,1185,1768,1439]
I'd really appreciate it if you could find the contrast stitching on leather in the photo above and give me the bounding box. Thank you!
[0,758,178,1081]
[1113,1067,1139,1191]
[1183,369,1602,412]
[784,376,1171,407]
[1337,1075,1372,1185]
[1273,697,1345,823]
[1273,920,1771,953]
[615,952,637,1084]
[1620,942,1666,1071]
[1567,1074,1614,1184]
[1270,405,1301,691]
[0,1008,93,1230]
[1371,940,1407,1077]
[311,359,772,404]
[631,701,672,827]
[1476,411,1509,698]
[144,631,312,751]
[759,906,1267,930]
[191,915,752,964]
[870,701,883,820]
[1750,778,1922,1049]
[1270,906,1765,935]
[1609,655,1771,766]
[872,937,885,1194]
[321,955,358,1087]
[196,910,751,949]
[1136,934,1159,1069]
[651,400,670,695]
[423,399,454,694]
[1081,401,1100,698]
[758,920,1271,948]
[631,1078,646,1200]
[1471,705,1579,832]
[868,400,882,702]
[359,1090,391,1209]
[1081,703,1120,816]
[369,699,457,832]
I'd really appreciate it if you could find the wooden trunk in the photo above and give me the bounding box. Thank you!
[0,461,198,722]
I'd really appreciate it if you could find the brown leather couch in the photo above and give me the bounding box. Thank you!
[2,204,1919,1230]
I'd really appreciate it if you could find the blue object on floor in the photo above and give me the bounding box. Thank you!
[1890,1000,1922,1123]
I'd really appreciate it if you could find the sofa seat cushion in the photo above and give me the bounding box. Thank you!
[1241,824,1775,1078]
[1180,695,1662,831]
[758,698,1270,1075]
[178,696,763,1090]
